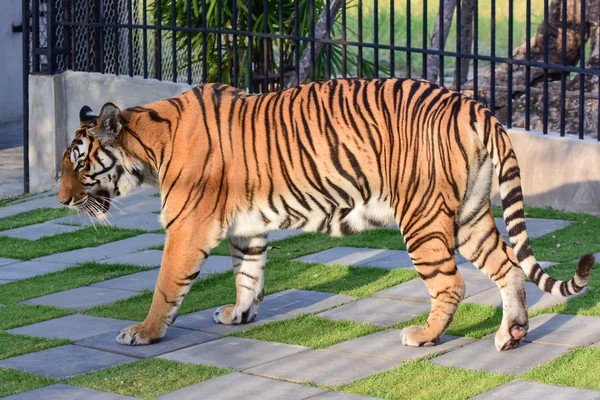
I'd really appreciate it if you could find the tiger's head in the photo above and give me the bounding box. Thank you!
[58,103,148,219]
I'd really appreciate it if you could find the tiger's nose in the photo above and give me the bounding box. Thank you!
[59,196,72,205]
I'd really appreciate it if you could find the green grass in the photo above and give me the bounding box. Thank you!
[0,304,74,331]
[67,359,232,400]
[521,347,600,391]
[342,360,512,399]
[231,314,383,348]
[0,368,56,398]
[0,226,145,260]
[0,263,149,304]
[396,303,503,339]
[0,208,76,232]
[0,332,71,361]
[87,262,417,321]
[0,194,30,208]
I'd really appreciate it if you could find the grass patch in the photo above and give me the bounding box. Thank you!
[342,360,512,399]
[0,263,149,304]
[0,332,71,360]
[0,226,144,260]
[0,208,76,232]
[0,304,74,331]
[87,262,416,321]
[67,358,231,400]
[0,367,56,398]
[0,194,30,208]
[396,303,503,339]
[231,314,382,348]
[521,347,600,391]
[530,262,600,317]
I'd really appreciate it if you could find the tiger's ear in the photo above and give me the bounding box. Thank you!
[79,105,98,127]
[94,102,123,145]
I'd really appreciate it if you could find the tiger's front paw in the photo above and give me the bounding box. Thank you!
[116,323,165,346]
[213,303,259,325]
[399,326,439,347]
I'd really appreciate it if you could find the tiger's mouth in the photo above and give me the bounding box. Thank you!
[80,189,112,219]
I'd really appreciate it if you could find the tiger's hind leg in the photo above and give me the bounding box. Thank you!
[399,215,466,347]
[213,234,267,325]
[456,205,528,351]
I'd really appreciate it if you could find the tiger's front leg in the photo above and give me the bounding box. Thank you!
[116,218,222,345]
[213,234,267,325]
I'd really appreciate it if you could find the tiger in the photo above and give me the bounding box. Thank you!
[58,78,594,352]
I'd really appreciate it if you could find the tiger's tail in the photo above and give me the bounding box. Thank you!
[470,104,594,296]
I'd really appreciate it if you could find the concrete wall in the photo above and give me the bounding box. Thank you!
[0,1,24,125]
[28,71,600,214]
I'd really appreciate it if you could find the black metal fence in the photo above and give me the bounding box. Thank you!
[24,0,600,142]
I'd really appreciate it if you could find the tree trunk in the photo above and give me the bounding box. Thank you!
[453,0,475,87]
[427,0,457,84]
[286,0,345,88]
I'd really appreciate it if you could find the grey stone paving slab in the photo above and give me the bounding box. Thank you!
[432,337,569,375]
[361,251,468,268]
[295,247,394,267]
[0,261,73,280]
[0,195,64,219]
[311,393,382,400]
[0,257,19,266]
[317,298,430,326]
[8,314,134,341]
[77,327,219,358]
[373,275,495,302]
[525,314,600,347]
[464,281,586,311]
[329,329,476,360]
[158,372,324,400]
[21,286,138,310]
[99,250,163,267]
[34,233,166,264]
[174,289,356,334]
[91,269,160,291]
[246,349,401,386]
[456,261,558,278]
[3,384,139,400]
[0,345,136,379]
[0,223,81,240]
[267,229,303,242]
[201,256,234,275]
[111,213,164,231]
[158,372,325,400]
[158,337,310,370]
[494,217,572,240]
[472,379,600,399]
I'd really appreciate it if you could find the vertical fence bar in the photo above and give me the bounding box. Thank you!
[373,0,378,77]
[263,0,269,91]
[114,1,120,75]
[233,0,239,87]
[32,0,39,73]
[22,0,30,193]
[342,0,347,77]
[578,0,585,139]
[405,0,409,78]
[202,0,207,83]
[358,0,363,77]
[559,0,567,136]
[422,0,427,77]
[310,0,315,81]
[507,0,513,127]
[525,0,531,130]
[294,0,299,84]
[248,0,253,90]
[542,0,549,134]
[171,0,177,82]
[143,0,148,78]
[156,0,162,80]
[85,0,91,71]
[490,0,496,112]
[326,0,332,79]
[217,0,223,82]
[187,0,192,84]
[47,0,55,73]
[128,0,133,77]
[389,0,394,77]
[279,0,284,89]
[99,0,105,73]
[438,0,444,84]
[473,0,478,100]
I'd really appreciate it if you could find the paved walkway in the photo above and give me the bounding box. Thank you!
[0,122,24,197]
[1,189,599,399]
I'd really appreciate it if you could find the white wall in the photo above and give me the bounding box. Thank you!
[0,1,23,125]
